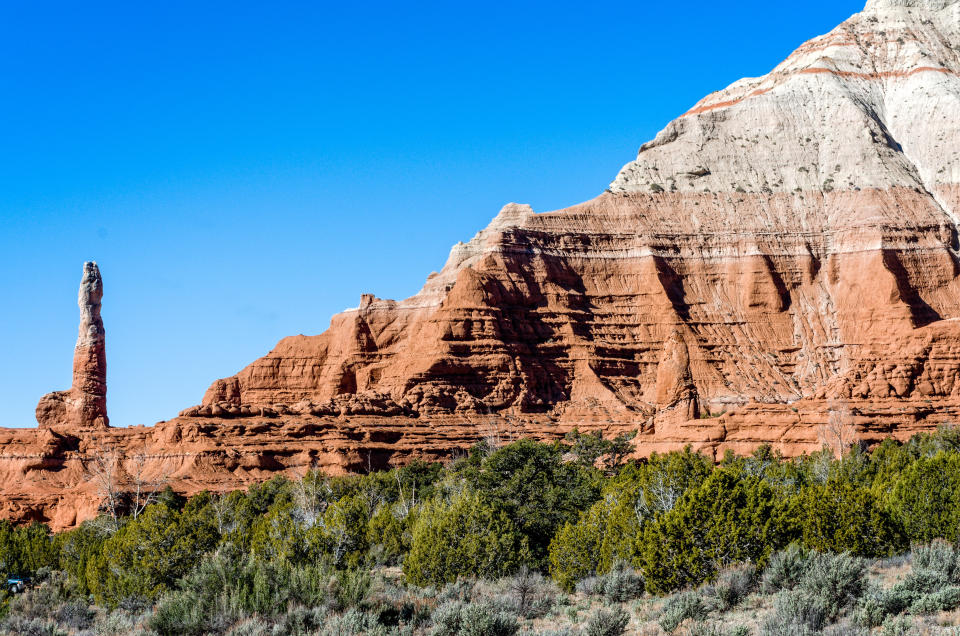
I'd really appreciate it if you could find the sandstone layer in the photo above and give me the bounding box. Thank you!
[3,0,960,528]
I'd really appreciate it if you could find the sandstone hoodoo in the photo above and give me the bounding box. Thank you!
[2,0,960,528]
[35,261,108,430]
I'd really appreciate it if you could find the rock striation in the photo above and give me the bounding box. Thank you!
[35,262,108,430]
[187,0,960,427]
[3,0,960,528]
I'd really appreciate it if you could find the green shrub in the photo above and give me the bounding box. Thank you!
[505,566,556,619]
[548,504,610,592]
[880,615,917,636]
[907,585,960,614]
[274,606,328,635]
[150,593,224,636]
[0,522,58,579]
[852,539,960,626]
[761,590,828,635]
[331,567,372,610]
[822,621,869,636]
[366,502,413,564]
[659,590,708,633]
[429,599,519,636]
[315,494,371,567]
[583,606,629,636]
[0,616,67,636]
[4,571,83,622]
[889,453,960,543]
[563,429,633,471]
[801,480,903,556]
[852,586,910,627]
[760,544,809,593]
[89,501,219,606]
[51,601,94,631]
[224,618,269,636]
[404,492,531,586]
[92,611,142,636]
[709,564,755,610]
[574,562,643,603]
[574,575,602,596]
[686,623,726,636]
[597,563,644,603]
[633,448,713,525]
[796,552,866,619]
[641,469,795,593]
[911,539,960,582]
[468,440,602,568]
[149,545,333,635]
[54,521,111,595]
[362,576,431,627]
[436,579,475,604]
[247,501,307,563]
[549,448,712,592]
[898,568,948,596]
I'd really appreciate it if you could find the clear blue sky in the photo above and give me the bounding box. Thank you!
[1,0,865,428]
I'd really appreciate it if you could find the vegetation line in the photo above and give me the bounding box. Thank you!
[2,427,960,634]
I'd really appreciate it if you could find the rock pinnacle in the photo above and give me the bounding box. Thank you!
[35,262,108,429]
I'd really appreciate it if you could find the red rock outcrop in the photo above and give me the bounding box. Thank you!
[3,0,960,529]
[35,262,108,430]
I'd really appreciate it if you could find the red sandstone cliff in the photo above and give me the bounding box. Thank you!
[4,0,960,529]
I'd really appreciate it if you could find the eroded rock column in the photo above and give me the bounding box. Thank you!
[36,262,109,429]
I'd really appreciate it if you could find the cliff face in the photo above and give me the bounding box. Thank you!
[193,0,960,420]
[3,0,960,529]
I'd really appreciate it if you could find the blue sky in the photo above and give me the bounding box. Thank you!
[0,0,865,427]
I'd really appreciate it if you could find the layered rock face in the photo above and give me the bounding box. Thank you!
[3,0,960,528]
[35,262,108,429]
[193,0,960,424]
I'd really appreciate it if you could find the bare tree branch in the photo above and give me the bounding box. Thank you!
[818,401,857,458]
[86,438,121,530]
[127,445,162,519]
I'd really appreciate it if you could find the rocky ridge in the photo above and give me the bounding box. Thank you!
[2,0,960,528]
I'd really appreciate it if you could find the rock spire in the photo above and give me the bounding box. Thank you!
[36,262,108,429]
